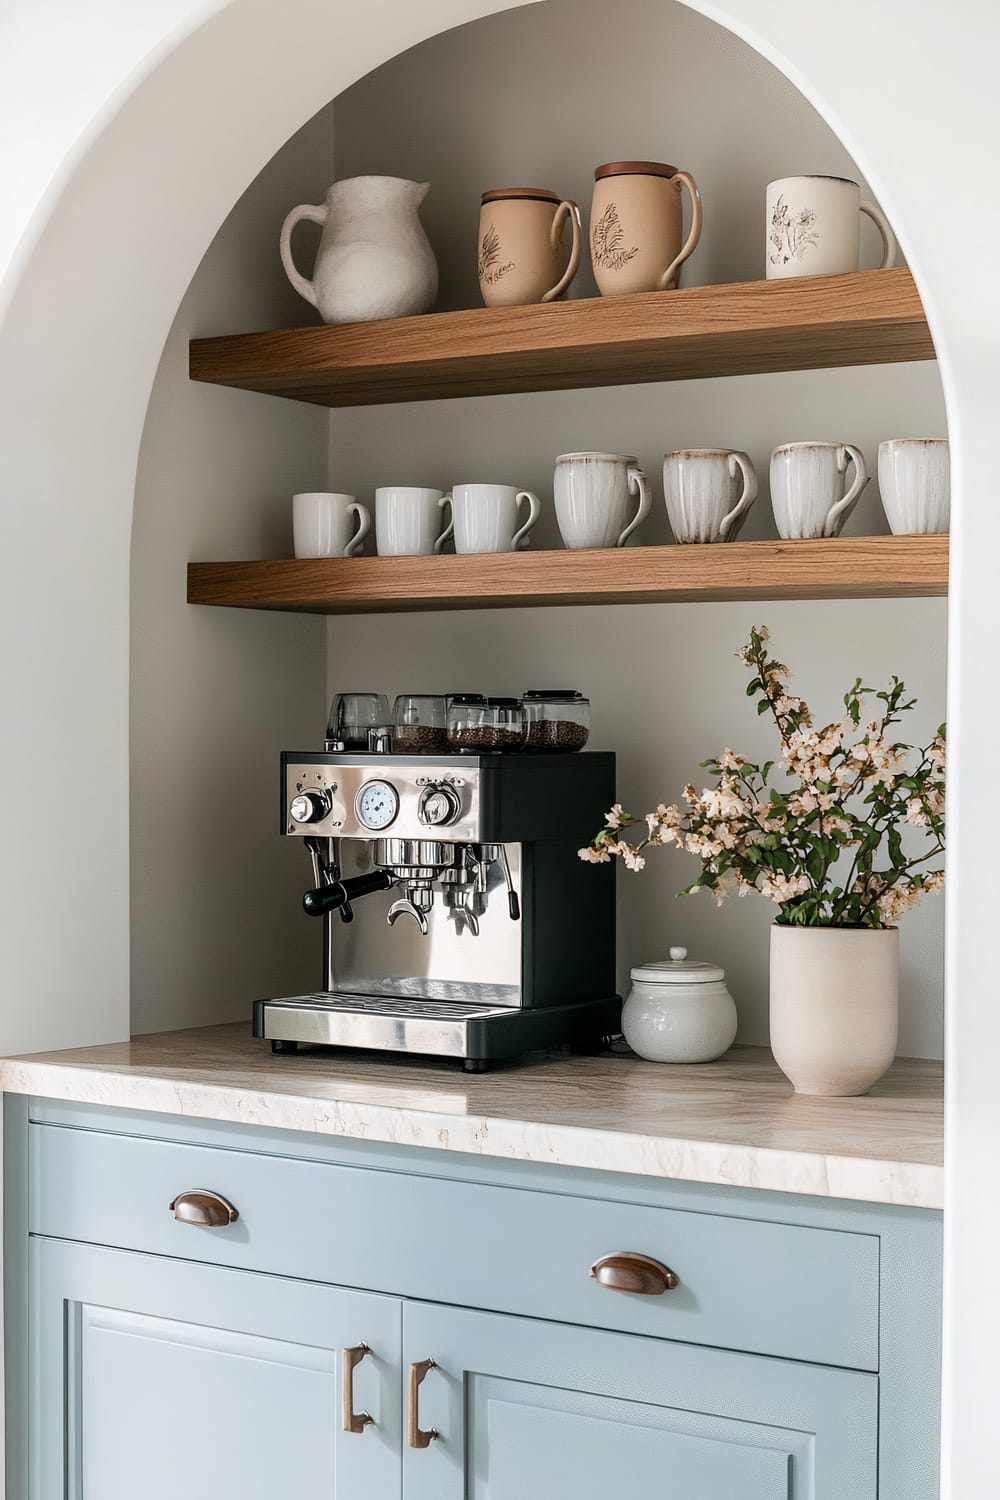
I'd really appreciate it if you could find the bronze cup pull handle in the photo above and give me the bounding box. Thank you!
[168,1189,238,1227]
[589,1251,679,1295]
[342,1343,374,1434]
[408,1358,438,1448]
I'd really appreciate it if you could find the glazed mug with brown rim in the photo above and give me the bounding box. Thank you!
[478,187,582,307]
[590,161,703,295]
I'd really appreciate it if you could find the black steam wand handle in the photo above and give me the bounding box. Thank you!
[302,869,394,918]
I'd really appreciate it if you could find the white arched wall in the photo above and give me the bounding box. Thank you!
[2,1,997,1491]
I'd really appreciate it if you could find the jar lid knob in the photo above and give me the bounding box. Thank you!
[669,946,687,962]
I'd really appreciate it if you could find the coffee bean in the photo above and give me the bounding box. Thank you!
[525,720,589,752]
[448,727,527,752]
[391,725,450,754]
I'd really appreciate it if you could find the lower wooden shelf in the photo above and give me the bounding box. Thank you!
[187,535,948,615]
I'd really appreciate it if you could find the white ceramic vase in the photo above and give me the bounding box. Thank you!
[280,176,439,325]
[769,925,898,1096]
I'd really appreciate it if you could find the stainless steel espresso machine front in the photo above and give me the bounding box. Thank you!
[253,750,620,1070]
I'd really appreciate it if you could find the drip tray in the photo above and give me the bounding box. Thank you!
[253,992,622,1066]
[266,992,512,1023]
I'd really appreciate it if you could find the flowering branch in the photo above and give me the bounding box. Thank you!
[579,626,946,929]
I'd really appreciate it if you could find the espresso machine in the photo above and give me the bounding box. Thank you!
[253,748,620,1070]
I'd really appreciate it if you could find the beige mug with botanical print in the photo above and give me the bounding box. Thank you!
[590,160,703,295]
[478,188,582,307]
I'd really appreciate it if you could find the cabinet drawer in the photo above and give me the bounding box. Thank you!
[30,1122,878,1370]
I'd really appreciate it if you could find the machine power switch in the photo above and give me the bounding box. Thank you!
[290,790,332,824]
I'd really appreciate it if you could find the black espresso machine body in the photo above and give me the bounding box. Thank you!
[253,751,619,1070]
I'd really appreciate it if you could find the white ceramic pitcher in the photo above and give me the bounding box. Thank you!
[280,176,439,325]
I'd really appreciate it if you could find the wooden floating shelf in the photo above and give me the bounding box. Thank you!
[188,535,949,616]
[189,268,934,408]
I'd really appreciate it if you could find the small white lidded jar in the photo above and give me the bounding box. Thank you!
[622,947,738,1063]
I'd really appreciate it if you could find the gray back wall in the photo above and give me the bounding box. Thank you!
[328,0,947,1055]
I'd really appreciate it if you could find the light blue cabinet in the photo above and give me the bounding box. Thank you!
[6,1097,941,1499]
[402,1301,878,1499]
[31,1238,402,1500]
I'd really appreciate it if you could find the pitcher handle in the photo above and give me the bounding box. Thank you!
[347,502,371,557]
[280,201,328,309]
[434,493,454,554]
[718,452,758,540]
[826,445,869,536]
[618,467,652,546]
[512,490,541,550]
[860,199,898,269]
[658,171,703,291]
[541,200,582,303]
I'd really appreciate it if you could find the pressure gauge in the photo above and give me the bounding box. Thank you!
[355,779,400,831]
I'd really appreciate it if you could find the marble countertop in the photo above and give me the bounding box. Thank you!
[0,1024,943,1209]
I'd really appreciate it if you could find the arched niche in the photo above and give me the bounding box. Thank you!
[3,1,999,1488]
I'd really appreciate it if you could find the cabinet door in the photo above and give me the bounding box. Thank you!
[32,1237,401,1500]
[402,1302,877,1500]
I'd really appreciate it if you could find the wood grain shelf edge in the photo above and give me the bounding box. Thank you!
[187,535,949,615]
[189,268,935,407]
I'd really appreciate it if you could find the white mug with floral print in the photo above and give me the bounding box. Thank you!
[765,176,897,280]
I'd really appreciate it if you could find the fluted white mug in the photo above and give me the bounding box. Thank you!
[293,492,370,558]
[553,452,651,549]
[766,175,897,280]
[662,449,757,544]
[770,442,869,539]
[878,439,950,534]
[374,486,454,557]
[450,483,541,553]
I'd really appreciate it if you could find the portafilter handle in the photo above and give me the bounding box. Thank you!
[302,869,394,918]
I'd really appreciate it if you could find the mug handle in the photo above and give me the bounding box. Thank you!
[718,452,758,540]
[279,202,328,308]
[658,171,703,291]
[825,444,870,536]
[512,490,541,550]
[434,493,454,554]
[541,200,582,303]
[618,467,652,546]
[860,200,898,269]
[346,502,371,556]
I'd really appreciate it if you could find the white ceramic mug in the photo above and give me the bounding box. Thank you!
[765,175,897,279]
[450,483,541,553]
[878,439,950,534]
[662,449,757,544]
[553,452,651,549]
[770,442,869,539]
[374,486,454,556]
[292,492,370,558]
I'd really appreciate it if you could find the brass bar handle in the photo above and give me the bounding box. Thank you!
[169,1189,238,1227]
[342,1343,374,1434]
[407,1357,438,1448]
[589,1251,679,1295]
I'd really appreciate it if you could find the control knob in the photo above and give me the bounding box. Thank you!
[418,783,462,827]
[290,790,332,825]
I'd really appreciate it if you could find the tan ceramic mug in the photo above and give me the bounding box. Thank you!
[478,187,582,307]
[590,160,703,295]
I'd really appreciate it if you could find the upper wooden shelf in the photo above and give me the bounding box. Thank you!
[189,267,934,408]
[188,535,948,615]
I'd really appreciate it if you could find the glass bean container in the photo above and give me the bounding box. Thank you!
[522,690,590,752]
[448,696,527,753]
[622,946,738,1063]
[445,694,487,748]
[391,694,449,754]
[326,691,390,751]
